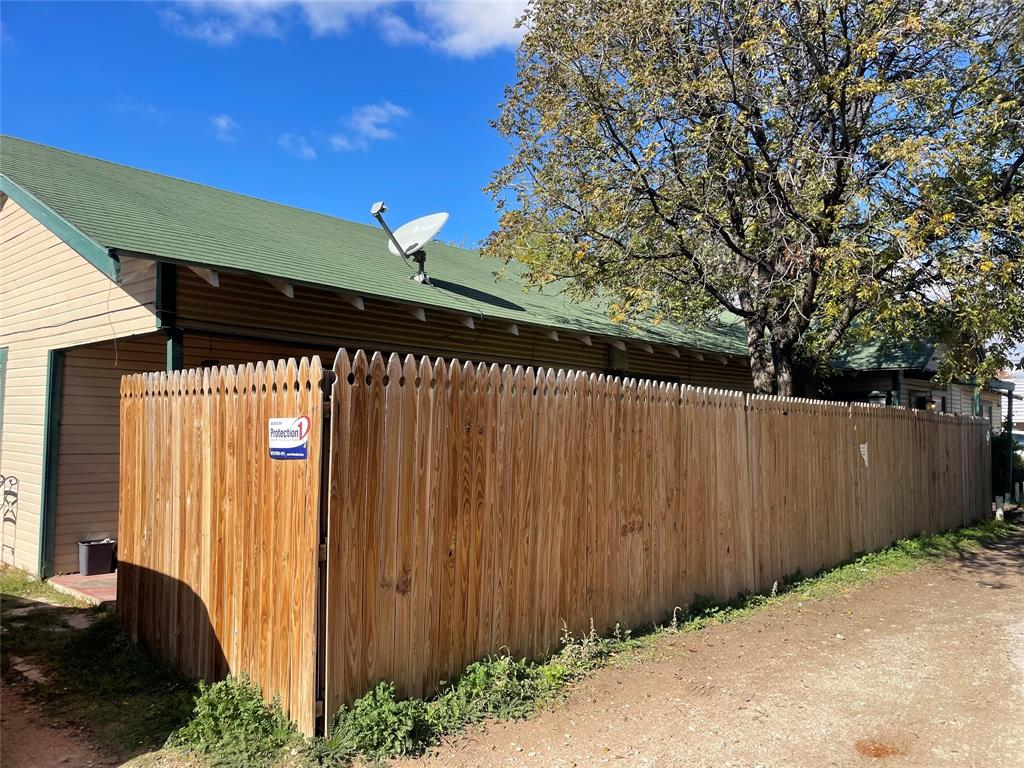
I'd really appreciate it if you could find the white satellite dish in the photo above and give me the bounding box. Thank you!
[370,202,448,285]
[387,212,449,258]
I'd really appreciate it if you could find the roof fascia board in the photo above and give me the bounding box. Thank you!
[1,173,120,282]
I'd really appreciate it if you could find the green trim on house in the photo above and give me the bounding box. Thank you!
[155,261,176,329]
[155,262,183,370]
[0,173,120,283]
[39,350,64,578]
[166,329,184,371]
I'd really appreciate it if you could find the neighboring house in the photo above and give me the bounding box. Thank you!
[828,339,1009,427]
[0,136,754,577]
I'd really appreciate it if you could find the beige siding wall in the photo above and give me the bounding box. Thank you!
[53,338,166,572]
[52,332,333,573]
[0,197,156,574]
[176,269,756,390]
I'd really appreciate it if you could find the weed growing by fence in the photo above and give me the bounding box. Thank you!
[170,675,298,767]
[168,518,1017,766]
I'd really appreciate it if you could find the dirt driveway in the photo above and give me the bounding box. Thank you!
[408,530,1024,768]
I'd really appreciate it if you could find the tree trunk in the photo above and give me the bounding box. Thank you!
[745,319,776,394]
[775,356,795,397]
[745,319,798,396]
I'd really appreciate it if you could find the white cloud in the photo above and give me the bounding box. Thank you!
[414,1,526,57]
[160,0,527,57]
[298,1,390,35]
[330,101,409,151]
[278,133,317,160]
[376,10,429,46]
[160,2,291,45]
[211,113,240,142]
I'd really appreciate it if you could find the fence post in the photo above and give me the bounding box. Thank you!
[314,367,336,736]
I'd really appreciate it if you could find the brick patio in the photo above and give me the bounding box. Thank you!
[49,572,116,608]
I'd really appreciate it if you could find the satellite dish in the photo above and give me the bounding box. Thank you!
[370,202,448,285]
[387,213,449,258]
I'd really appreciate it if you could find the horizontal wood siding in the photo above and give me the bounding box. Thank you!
[175,266,754,389]
[54,338,167,572]
[52,332,337,573]
[0,198,156,573]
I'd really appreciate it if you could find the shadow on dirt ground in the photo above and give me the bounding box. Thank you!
[0,580,197,768]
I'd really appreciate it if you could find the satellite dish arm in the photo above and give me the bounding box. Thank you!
[373,210,412,261]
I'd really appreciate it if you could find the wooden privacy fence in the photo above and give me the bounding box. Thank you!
[119,349,991,735]
[118,358,324,735]
[321,350,991,715]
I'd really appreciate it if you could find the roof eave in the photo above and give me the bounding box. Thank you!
[111,248,748,362]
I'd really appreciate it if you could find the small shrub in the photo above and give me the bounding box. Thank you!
[428,655,556,734]
[170,675,296,767]
[325,681,430,759]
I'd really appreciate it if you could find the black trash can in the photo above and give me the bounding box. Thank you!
[78,538,115,576]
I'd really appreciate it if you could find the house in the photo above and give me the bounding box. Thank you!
[828,339,1008,427]
[0,136,754,578]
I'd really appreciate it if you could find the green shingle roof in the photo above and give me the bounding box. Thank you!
[831,339,937,371]
[0,135,747,357]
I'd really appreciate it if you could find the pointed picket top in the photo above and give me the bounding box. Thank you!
[384,353,401,385]
[457,360,472,394]
[416,355,433,391]
[285,357,299,395]
[239,363,253,394]
[367,351,386,388]
[400,354,418,389]
[334,349,352,395]
[431,354,448,393]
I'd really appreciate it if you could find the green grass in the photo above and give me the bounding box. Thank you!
[0,566,89,607]
[2,518,1017,767]
[649,518,1018,638]
[0,566,198,760]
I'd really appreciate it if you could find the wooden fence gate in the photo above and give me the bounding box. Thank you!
[118,350,992,735]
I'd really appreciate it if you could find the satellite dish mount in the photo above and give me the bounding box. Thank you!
[371,202,448,287]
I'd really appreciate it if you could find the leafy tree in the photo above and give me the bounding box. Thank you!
[486,0,1023,395]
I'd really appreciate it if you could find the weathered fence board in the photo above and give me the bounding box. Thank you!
[323,350,991,716]
[118,358,323,734]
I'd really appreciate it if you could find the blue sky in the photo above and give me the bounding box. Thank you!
[1,1,526,246]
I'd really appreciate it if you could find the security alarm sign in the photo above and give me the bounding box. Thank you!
[268,416,311,460]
